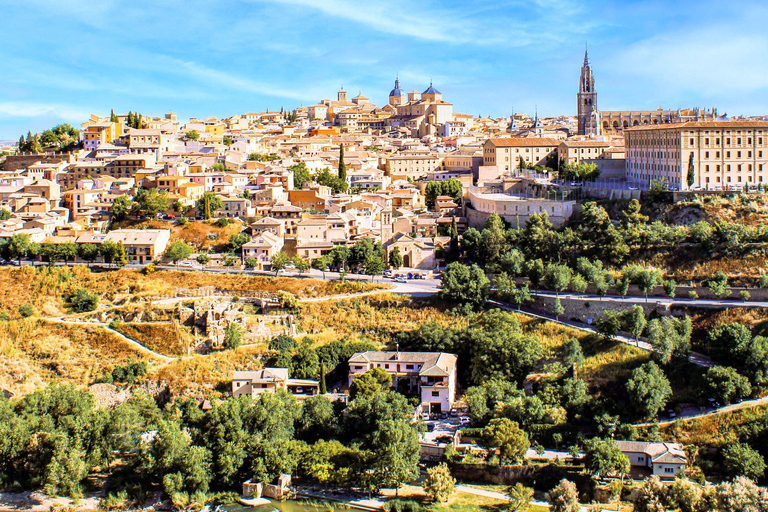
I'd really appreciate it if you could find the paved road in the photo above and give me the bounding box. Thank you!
[635,394,768,427]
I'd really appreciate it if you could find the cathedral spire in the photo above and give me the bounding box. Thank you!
[584,42,589,66]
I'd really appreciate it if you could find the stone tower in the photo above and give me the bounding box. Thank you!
[577,46,600,136]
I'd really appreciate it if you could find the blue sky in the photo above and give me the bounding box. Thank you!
[2,0,767,139]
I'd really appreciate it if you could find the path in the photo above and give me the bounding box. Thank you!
[43,317,174,362]
[634,394,768,427]
[456,484,626,512]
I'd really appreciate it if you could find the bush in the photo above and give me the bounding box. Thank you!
[739,290,751,302]
[215,217,229,228]
[18,303,34,318]
[107,360,148,384]
[383,500,422,512]
[177,216,188,225]
[244,257,258,268]
[70,288,99,313]
[143,263,156,274]
[224,323,243,350]
[688,290,699,299]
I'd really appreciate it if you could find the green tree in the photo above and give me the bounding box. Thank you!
[133,188,170,218]
[224,323,243,350]
[338,143,346,181]
[196,192,223,220]
[687,152,695,189]
[388,247,403,269]
[70,288,98,313]
[624,305,647,344]
[626,361,672,419]
[552,297,565,321]
[228,233,251,253]
[289,162,312,189]
[705,366,751,405]
[77,243,100,266]
[222,135,234,146]
[480,418,530,464]
[439,262,490,308]
[312,255,332,278]
[663,279,677,298]
[292,255,310,274]
[646,316,692,365]
[196,254,210,265]
[244,257,259,268]
[270,251,290,275]
[18,303,34,318]
[185,130,200,141]
[548,479,579,512]
[349,367,391,399]
[9,233,31,263]
[507,483,534,512]
[582,437,630,479]
[544,263,572,296]
[423,463,455,502]
[722,443,766,480]
[706,271,730,298]
[111,195,132,221]
[363,254,385,280]
[164,240,194,266]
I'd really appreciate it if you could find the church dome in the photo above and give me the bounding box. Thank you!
[422,83,440,95]
[389,77,404,97]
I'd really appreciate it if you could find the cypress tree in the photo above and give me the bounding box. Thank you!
[449,216,459,261]
[18,135,25,152]
[127,111,134,128]
[338,143,346,181]
[110,109,117,123]
[319,360,327,394]
[687,152,695,189]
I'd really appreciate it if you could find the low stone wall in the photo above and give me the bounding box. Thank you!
[530,295,669,324]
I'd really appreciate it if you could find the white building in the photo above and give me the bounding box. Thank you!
[615,441,687,478]
[348,351,458,414]
[232,368,319,400]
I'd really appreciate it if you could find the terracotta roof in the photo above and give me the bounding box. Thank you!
[625,121,768,131]
[486,137,561,147]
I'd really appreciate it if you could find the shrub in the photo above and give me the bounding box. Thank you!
[143,263,157,274]
[18,303,34,318]
[177,216,188,225]
[224,323,243,350]
[244,257,258,268]
[107,360,148,384]
[215,217,229,228]
[70,288,99,313]
[196,254,210,265]
[688,290,699,299]
[739,290,751,302]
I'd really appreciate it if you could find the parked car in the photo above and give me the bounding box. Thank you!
[383,269,393,277]
[707,398,720,408]
[395,276,407,283]
[666,409,677,418]
[425,423,435,432]
[413,273,422,280]
[407,272,414,279]
[459,417,471,427]
[421,412,430,421]
[434,435,453,444]
[449,408,458,417]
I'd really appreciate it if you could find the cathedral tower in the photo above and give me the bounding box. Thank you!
[577,47,600,136]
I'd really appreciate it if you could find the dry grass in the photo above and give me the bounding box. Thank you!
[298,294,458,346]
[653,403,768,447]
[0,318,157,394]
[149,271,386,298]
[111,322,192,357]
[116,219,245,251]
[152,345,266,397]
[0,267,387,321]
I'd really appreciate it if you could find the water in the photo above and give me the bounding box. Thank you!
[221,498,351,512]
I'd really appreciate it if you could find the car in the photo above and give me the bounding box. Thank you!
[430,413,439,420]
[413,273,422,280]
[395,276,407,283]
[179,261,195,268]
[441,411,449,419]
[285,262,296,269]
[383,270,393,277]
[421,413,430,421]
[407,272,414,279]
[666,409,677,418]
[425,423,435,432]
[421,273,429,279]
[459,417,471,427]
[434,435,453,444]
[707,398,720,408]
[449,408,458,417]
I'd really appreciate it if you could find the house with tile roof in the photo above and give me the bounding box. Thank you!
[232,368,319,400]
[615,440,688,478]
[348,351,458,413]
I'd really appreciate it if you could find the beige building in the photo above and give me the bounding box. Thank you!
[104,228,171,264]
[232,368,319,400]
[348,351,457,414]
[241,231,284,270]
[466,185,576,228]
[384,153,441,181]
[481,138,560,174]
[625,121,768,190]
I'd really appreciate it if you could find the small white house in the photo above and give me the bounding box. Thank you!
[615,440,687,478]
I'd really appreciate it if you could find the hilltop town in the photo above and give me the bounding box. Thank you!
[2,52,768,512]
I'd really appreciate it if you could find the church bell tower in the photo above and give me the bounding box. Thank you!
[577,46,600,136]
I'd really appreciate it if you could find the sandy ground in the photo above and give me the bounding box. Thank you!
[0,491,100,511]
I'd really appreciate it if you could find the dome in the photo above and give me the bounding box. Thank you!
[422,82,440,95]
[389,77,404,97]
